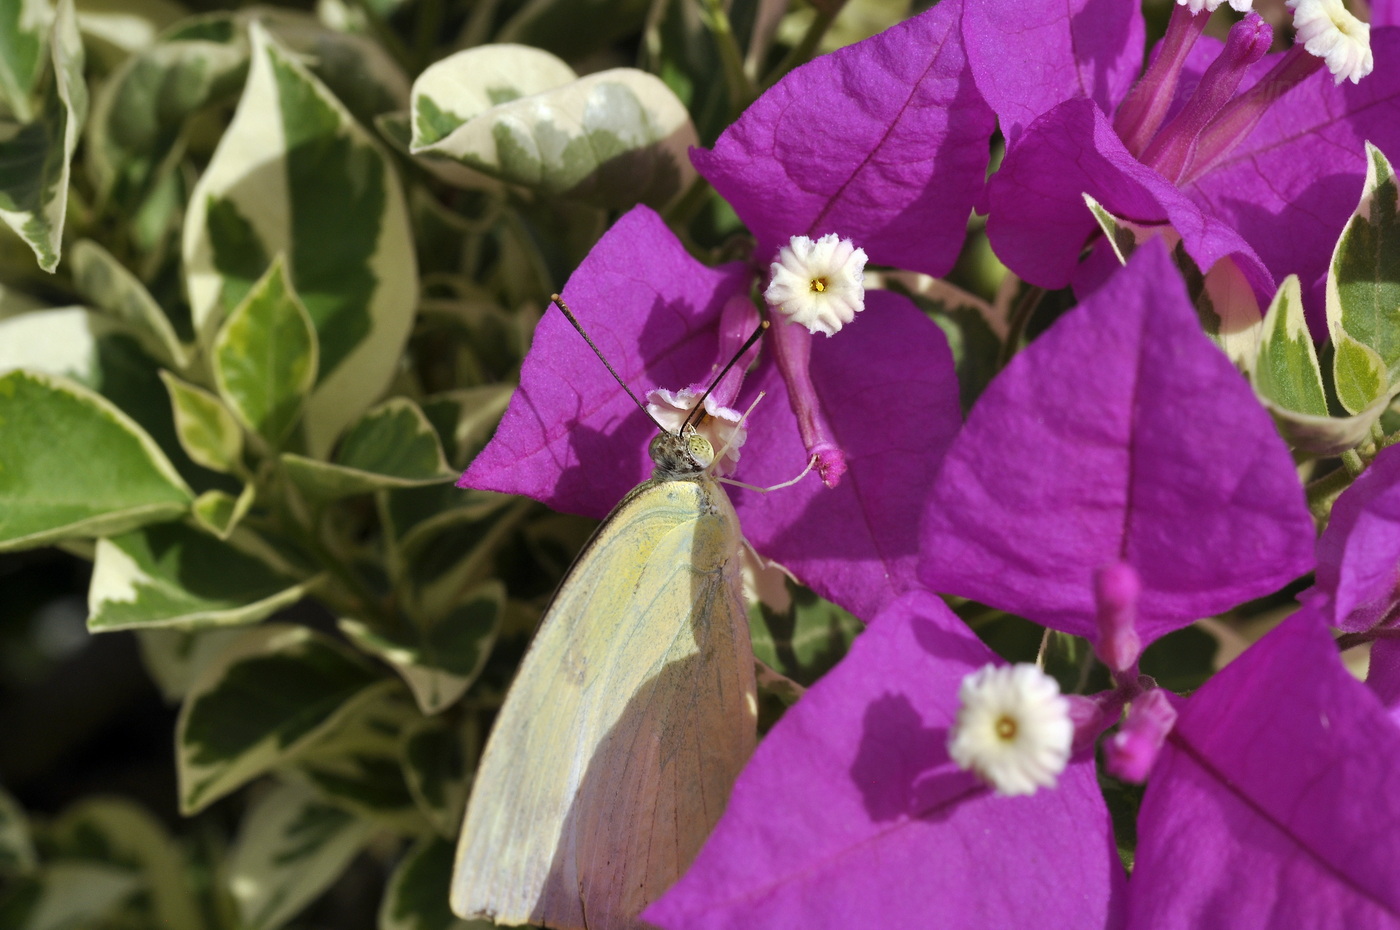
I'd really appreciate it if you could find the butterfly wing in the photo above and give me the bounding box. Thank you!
[451,476,757,930]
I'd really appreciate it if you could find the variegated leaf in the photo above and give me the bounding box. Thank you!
[184,20,417,457]
[226,780,376,930]
[175,623,382,813]
[0,369,191,550]
[87,521,313,632]
[1327,141,1400,387]
[409,45,696,207]
[0,0,85,272]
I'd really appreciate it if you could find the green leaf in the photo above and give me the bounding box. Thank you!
[1083,194,1262,367]
[190,484,255,538]
[1333,329,1389,415]
[401,714,478,838]
[885,272,1005,416]
[496,0,650,60]
[4,861,139,930]
[184,21,418,457]
[381,836,487,930]
[340,581,504,715]
[0,369,191,550]
[160,371,245,475]
[0,0,86,272]
[85,24,246,211]
[1327,141,1400,385]
[72,240,189,368]
[176,623,382,813]
[748,568,860,689]
[87,521,312,632]
[226,780,375,930]
[409,46,696,208]
[419,385,513,470]
[280,397,455,502]
[1252,275,1328,416]
[284,680,423,829]
[135,626,250,702]
[0,787,36,875]
[49,798,203,930]
[0,0,50,120]
[212,256,318,448]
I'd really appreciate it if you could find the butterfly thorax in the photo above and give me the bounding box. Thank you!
[649,430,714,481]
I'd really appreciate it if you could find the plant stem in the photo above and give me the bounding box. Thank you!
[702,0,758,114]
[997,283,1047,369]
[763,6,837,90]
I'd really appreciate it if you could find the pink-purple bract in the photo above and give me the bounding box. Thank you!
[1304,442,1400,633]
[920,240,1314,645]
[458,206,962,621]
[643,590,1126,930]
[692,0,995,279]
[968,0,1400,328]
[1128,607,1400,929]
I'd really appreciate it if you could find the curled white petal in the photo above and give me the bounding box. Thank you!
[764,234,867,336]
[947,663,1073,797]
[1175,0,1244,13]
[1288,0,1373,84]
[645,388,745,476]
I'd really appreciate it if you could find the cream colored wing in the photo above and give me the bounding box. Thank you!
[451,476,758,930]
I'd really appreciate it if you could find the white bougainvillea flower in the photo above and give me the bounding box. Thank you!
[645,387,747,477]
[947,663,1074,797]
[764,234,868,336]
[1288,0,1373,85]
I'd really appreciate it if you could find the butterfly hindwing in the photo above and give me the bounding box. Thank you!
[452,475,757,930]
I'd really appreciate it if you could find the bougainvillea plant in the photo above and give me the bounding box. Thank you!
[3,0,1400,927]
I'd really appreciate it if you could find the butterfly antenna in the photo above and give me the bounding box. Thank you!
[551,294,670,433]
[682,319,770,433]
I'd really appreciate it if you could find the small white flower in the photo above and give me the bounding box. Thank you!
[1288,0,1373,85]
[764,234,867,336]
[1175,0,1253,13]
[645,387,746,476]
[947,663,1074,797]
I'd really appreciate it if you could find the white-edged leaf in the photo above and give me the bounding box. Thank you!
[135,626,251,702]
[0,0,52,119]
[283,680,424,830]
[0,0,86,271]
[183,20,417,457]
[190,483,255,538]
[211,255,318,449]
[280,397,455,502]
[49,798,202,930]
[160,371,244,475]
[1252,275,1329,417]
[1333,329,1390,415]
[1248,275,1383,455]
[226,780,376,930]
[1327,141,1400,386]
[401,714,478,838]
[409,45,696,207]
[1083,194,1262,367]
[0,786,36,875]
[74,0,185,63]
[175,623,382,813]
[340,581,503,715]
[7,861,139,930]
[87,521,312,632]
[85,19,246,210]
[0,369,191,550]
[71,239,189,368]
[381,835,486,930]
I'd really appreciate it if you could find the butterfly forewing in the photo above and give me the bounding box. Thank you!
[451,474,757,930]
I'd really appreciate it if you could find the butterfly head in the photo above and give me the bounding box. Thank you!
[649,430,715,480]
